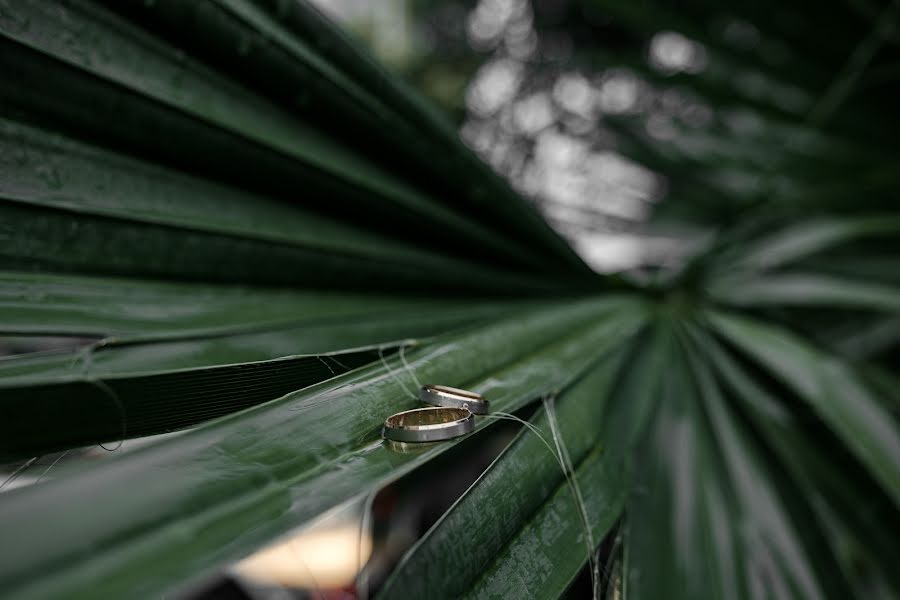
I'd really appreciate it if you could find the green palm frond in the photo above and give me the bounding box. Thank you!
[1,0,898,598]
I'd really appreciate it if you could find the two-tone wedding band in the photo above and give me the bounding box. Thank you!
[418,384,490,415]
[382,407,475,443]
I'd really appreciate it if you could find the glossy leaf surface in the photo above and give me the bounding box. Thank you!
[1,0,899,598]
[0,298,647,598]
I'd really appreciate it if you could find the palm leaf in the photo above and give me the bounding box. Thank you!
[378,345,635,599]
[1,0,898,598]
[0,298,646,597]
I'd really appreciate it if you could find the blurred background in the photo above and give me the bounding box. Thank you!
[312,0,686,273]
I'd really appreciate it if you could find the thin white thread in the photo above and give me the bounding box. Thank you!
[68,337,111,375]
[316,356,338,377]
[398,342,422,389]
[35,449,69,485]
[0,456,39,492]
[485,412,562,468]
[483,404,599,598]
[66,340,127,451]
[68,341,96,372]
[326,354,351,371]
[88,379,126,452]
[544,395,599,600]
[377,345,417,400]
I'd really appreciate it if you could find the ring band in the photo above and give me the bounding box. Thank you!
[384,439,441,454]
[419,384,489,415]
[382,407,475,443]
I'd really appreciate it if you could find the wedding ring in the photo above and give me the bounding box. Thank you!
[384,439,441,455]
[419,384,489,415]
[382,407,475,443]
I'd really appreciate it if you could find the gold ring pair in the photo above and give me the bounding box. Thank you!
[382,385,489,443]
